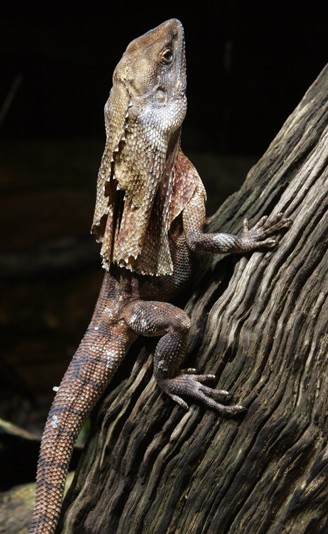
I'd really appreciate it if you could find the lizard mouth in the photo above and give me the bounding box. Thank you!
[167,19,187,94]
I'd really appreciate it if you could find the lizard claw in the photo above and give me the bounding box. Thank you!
[240,212,292,250]
[161,373,245,415]
[259,238,277,248]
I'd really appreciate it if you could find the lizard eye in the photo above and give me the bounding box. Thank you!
[161,47,174,65]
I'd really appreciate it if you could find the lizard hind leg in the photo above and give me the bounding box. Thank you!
[122,300,245,415]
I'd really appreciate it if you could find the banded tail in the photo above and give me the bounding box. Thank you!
[30,276,134,533]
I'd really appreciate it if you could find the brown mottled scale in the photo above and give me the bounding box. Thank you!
[30,19,291,533]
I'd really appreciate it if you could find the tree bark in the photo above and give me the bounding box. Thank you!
[61,66,328,533]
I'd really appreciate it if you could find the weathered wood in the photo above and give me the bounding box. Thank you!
[61,66,328,533]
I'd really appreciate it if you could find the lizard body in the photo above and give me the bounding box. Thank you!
[30,19,291,533]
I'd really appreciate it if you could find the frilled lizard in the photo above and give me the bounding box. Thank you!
[30,19,291,533]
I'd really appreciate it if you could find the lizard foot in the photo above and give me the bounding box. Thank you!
[161,372,246,415]
[241,212,292,250]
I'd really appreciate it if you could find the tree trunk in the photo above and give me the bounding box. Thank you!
[61,66,328,533]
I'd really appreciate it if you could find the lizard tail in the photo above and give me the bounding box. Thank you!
[30,308,133,533]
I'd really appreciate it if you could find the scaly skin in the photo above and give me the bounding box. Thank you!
[30,20,291,533]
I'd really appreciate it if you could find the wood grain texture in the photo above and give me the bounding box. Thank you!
[61,66,328,533]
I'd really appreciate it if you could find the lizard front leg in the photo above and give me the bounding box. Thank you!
[122,300,244,415]
[183,184,292,254]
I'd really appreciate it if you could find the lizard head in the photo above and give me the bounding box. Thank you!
[115,18,187,133]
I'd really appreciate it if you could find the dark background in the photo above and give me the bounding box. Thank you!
[0,0,327,491]
[1,1,327,153]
